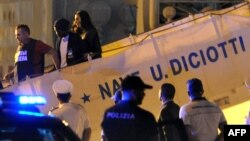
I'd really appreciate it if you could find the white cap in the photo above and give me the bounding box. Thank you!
[52,80,73,95]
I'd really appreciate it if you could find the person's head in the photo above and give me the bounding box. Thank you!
[73,10,94,32]
[15,24,30,44]
[53,18,70,38]
[121,75,152,105]
[52,80,73,104]
[159,83,175,103]
[111,89,122,104]
[186,78,204,100]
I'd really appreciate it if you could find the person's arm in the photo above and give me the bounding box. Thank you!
[4,70,14,81]
[36,40,60,70]
[86,29,102,58]
[82,127,91,141]
[215,121,227,141]
[48,48,60,70]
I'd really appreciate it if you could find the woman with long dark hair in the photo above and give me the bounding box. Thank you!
[72,10,102,60]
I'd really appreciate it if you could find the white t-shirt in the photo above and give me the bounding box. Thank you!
[179,99,226,141]
[49,102,90,139]
[60,35,69,68]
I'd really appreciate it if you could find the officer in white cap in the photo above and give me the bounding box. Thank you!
[48,80,91,141]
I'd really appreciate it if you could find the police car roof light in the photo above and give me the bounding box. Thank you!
[18,96,46,105]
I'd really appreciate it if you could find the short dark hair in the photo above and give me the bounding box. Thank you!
[16,24,30,34]
[57,93,71,103]
[54,18,70,31]
[161,83,175,100]
[187,78,204,98]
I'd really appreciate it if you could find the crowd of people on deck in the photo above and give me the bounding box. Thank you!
[0,8,250,141]
[3,10,101,84]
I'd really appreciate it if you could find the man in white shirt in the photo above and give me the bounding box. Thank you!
[49,80,91,141]
[53,18,87,68]
[179,78,227,141]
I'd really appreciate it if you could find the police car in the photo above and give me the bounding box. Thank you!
[0,92,81,141]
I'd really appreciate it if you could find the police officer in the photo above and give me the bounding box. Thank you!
[101,76,159,141]
[101,89,123,141]
[49,80,91,141]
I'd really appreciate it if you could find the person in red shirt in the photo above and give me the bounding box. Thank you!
[4,24,59,83]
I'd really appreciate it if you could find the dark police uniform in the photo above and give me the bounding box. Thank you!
[101,101,158,141]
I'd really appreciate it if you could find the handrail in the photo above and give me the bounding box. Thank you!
[102,1,249,53]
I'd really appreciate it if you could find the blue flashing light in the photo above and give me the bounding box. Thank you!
[18,96,46,105]
[0,97,2,107]
[18,110,45,117]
